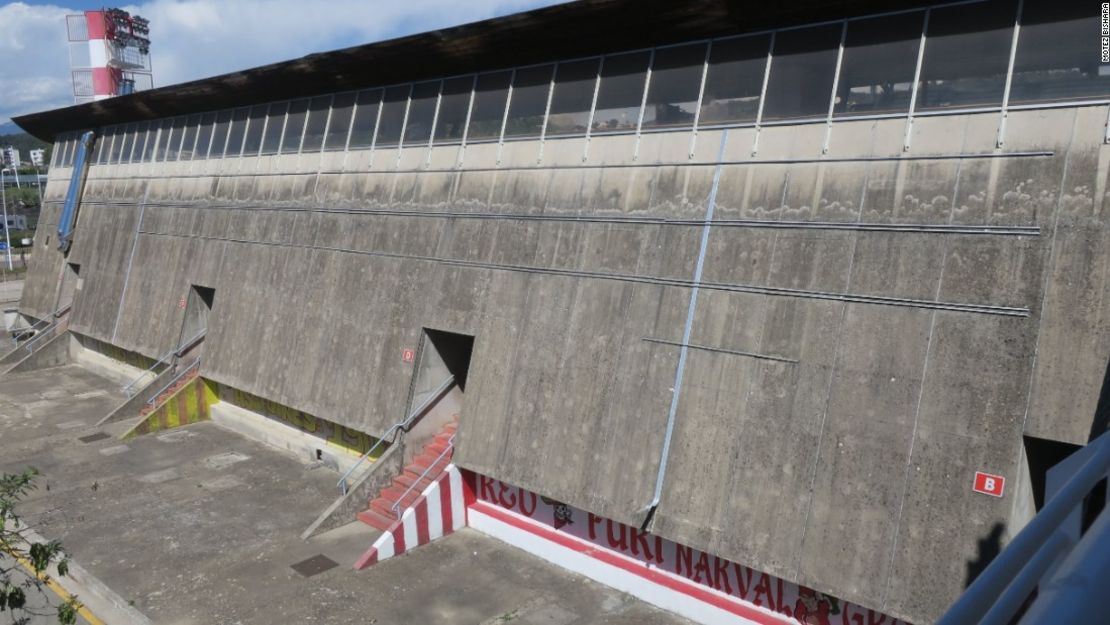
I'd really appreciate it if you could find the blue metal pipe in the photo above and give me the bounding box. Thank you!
[57,130,95,252]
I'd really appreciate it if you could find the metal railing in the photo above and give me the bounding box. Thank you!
[392,432,455,519]
[11,304,71,344]
[336,374,455,495]
[21,318,65,353]
[144,358,200,407]
[121,347,175,397]
[938,429,1110,625]
[121,329,206,397]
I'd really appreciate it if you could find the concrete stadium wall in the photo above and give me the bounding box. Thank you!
[23,105,1110,624]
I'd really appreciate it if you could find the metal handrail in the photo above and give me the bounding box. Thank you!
[336,374,455,495]
[121,347,175,397]
[144,359,200,407]
[22,318,63,352]
[392,432,454,519]
[11,304,71,344]
[11,317,50,344]
[121,330,207,397]
[938,430,1110,625]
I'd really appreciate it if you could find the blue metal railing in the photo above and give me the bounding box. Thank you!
[938,430,1110,625]
[392,432,455,519]
[336,374,455,495]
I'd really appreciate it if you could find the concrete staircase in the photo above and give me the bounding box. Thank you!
[357,419,457,530]
[139,365,199,417]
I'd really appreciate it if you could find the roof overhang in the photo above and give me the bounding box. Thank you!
[14,0,934,141]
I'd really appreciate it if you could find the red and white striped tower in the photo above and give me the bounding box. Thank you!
[67,9,152,104]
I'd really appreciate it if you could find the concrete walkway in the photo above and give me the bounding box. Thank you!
[0,364,693,625]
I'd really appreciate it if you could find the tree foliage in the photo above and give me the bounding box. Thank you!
[0,468,80,624]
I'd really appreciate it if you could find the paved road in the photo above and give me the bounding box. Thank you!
[0,551,94,625]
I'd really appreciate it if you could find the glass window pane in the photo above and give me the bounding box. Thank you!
[140,123,158,162]
[403,81,439,145]
[128,122,148,163]
[504,65,552,138]
[699,34,771,126]
[224,107,250,158]
[434,76,473,144]
[241,105,267,156]
[179,114,201,161]
[547,59,599,137]
[209,110,232,158]
[164,117,186,161]
[325,93,356,150]
[51,139,63,168]
[762,24,842,121]
[642,43,706,130]
[194,113,215,160]
[261,102,288,155]
[282,99,309,154]
[95,129,111,164]
[114,124,134,164]
[348,89,382,149]
[469,71,512,140]
[376,85,411,148]
[592,51,650,133]
[1009,0,1110,105]
[917,0,1017,111]
[302,96,331,152]
[834,12,923,116]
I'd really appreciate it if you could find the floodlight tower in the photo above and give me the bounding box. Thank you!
[66,8,153,103]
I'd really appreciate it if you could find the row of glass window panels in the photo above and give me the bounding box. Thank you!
[64,0,1109,168]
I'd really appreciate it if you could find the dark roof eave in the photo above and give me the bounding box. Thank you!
[13,0,933,141]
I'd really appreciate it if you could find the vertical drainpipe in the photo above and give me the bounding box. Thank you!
[641,128,729,530]
[57,130,96,253]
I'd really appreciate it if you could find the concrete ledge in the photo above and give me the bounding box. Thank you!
[12,524,152,625]
[301,441,404,540]
[4,330,71,375]
[97,366,175,426]
[210,401,368,475]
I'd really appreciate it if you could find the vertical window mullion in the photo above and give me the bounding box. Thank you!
[750,32,775,157]
[903,9,931,152]
[320,97,335,155]
[996,0,1025,148]
[581,57,605,161]
[632,48,656,160]
[688,41,713,158]
[368,90,386,166]
[497,68,518,165]
[457,74,479,166]
[427,80,444,150]
[394,84,414,167]
[822,21,849,154]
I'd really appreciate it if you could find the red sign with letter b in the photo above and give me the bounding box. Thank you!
[973,471,1005,497]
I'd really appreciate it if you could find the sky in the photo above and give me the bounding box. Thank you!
[0,0,566,130]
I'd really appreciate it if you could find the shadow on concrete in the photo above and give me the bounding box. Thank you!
[964,523,1004,590]
[1089,355,1110,443]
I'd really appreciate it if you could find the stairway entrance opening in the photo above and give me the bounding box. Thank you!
[178,285,214,357]
[401,328,473,463]
[57,262,80,312]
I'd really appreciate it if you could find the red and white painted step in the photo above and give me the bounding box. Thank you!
[357,419,458,531]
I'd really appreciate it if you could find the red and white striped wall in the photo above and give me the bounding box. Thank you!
[83,11,116,100]
[353,464,470,569]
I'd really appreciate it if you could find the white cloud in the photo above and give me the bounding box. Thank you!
[0,0,565,129]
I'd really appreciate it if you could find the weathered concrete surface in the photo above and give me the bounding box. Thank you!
[0,365,693,625]
[19,102,1110,623]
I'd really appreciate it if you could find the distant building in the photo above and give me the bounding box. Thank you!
[2,215,28,231]
[0,146,20,168]
[29,149,45,167]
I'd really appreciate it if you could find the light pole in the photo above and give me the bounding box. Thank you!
[0,169,12,271]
